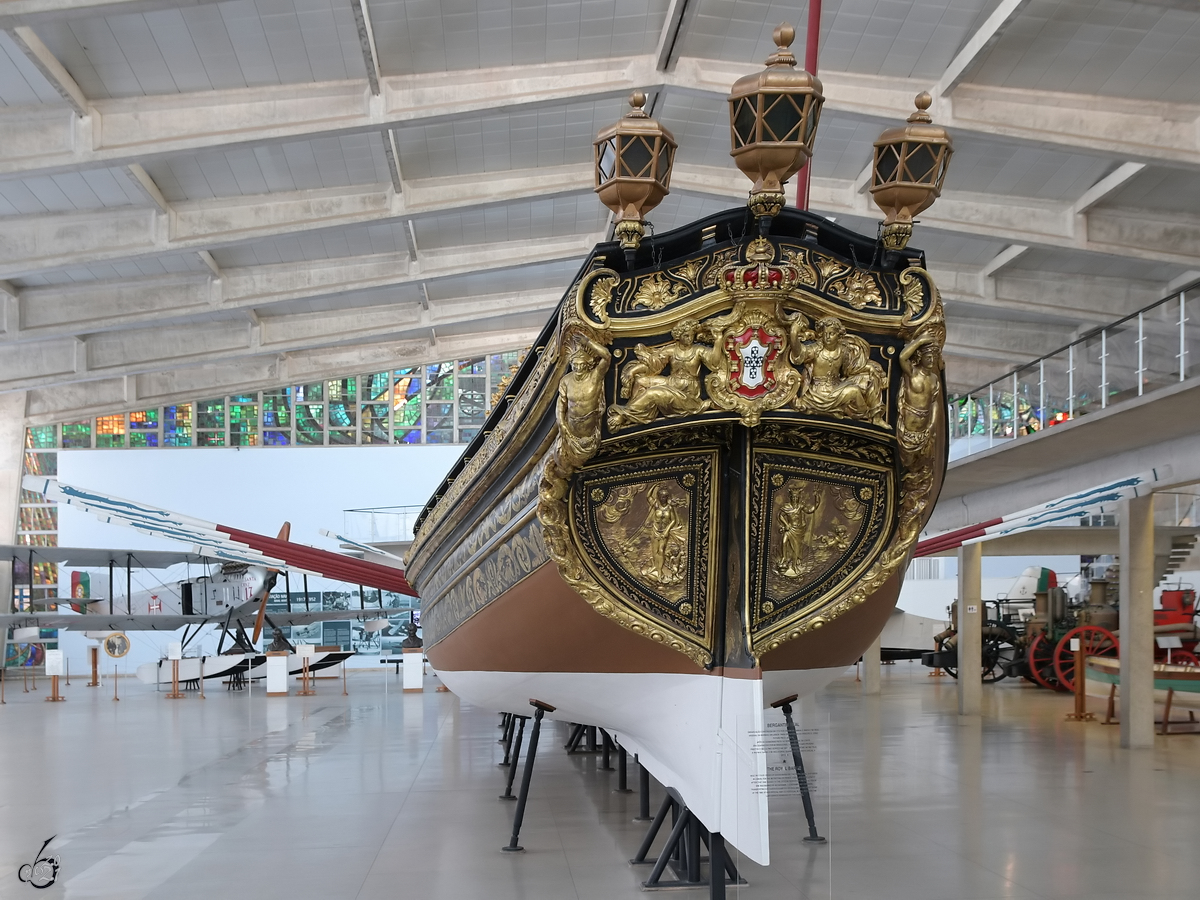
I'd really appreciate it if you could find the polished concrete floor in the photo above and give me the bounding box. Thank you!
[1,663,1199,899]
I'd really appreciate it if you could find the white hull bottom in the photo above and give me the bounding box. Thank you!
[436,666,847,865]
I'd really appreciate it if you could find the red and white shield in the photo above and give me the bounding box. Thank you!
[726,326,779,398]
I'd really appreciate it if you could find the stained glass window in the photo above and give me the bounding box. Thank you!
[296,382,324,402]
[296,404,324,445]
[25,426,55,449]
[393,368,421,443]
[197,399,225,447]
[164,404,192,447]
[361,403,389,444]
[457,357,486,440]
[362,372,389,402]
[23,452,55,476]
[61,421,91,449]
[128,409,160,448]
[328,378,356,444]
[19,507,56,532]
[426,363,455,443]
[229,395,258,447]
[95,414,125,449]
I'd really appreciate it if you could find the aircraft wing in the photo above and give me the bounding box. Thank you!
[0,613,211,632]
[0,545,211,569]
[23,477,417,597]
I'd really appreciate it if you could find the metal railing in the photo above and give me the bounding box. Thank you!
[342,506,425,545]
[949,280,1200,461]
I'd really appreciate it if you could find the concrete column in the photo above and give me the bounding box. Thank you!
[861,633,881,695]
[0,392,27,612]
[957,543,983,716]
[1120,493,1155,749]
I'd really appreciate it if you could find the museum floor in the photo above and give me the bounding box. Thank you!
[2,664,1198,899]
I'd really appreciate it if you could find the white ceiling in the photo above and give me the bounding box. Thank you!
[1,0,1198,422]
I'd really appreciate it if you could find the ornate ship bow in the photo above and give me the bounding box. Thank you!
[539,215,947,672]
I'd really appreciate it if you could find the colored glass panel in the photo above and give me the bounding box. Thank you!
[129,432,159,448]
[395,428,422,444]
[197,431,225,447]
[361,403,389,443]
[229,396,258,446]
[329,430,356,445]
[263,390,292,428]
[263,431,291,446]
[457,356,486,435]
[164,404,193,447]
[23,452,55,476]
[296,382,324,402]
[129,409,159,429]
[61,421,91,449]
[19,507,56,532]
[362,372,389,402]
[25,426,55,449]
[393,369,421,442]
[328,378,356,431]
[197,399,225,429]
[296,405,324,444]
[426,363,454,401]
[16,534,55,547]
[96,414,125,448]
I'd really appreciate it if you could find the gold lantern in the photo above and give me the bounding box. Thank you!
[728,23,824,225]
[594,91,677,264]
[869,92,953,251]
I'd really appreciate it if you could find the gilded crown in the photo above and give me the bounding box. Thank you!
[719,237,802,293]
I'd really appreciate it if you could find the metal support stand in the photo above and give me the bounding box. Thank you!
[503,699,555,852]
[499,714,517,766]
[772,694,825,843]
[634,759,652,821]
[564,722,586,753]
[614,744,633,793]
[630,788,745,892]
[499,716,528,799]
[599,728,614,770]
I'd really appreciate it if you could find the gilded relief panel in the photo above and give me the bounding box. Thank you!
[749,447,894,642]
[572,452,718,655]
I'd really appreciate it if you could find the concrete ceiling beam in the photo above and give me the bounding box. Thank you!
[2,55,1198,182]
[5,233,596,340]
[0,287,560,393]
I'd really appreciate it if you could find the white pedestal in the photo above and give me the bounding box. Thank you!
[266,654,288,696]
[403,649,424,692]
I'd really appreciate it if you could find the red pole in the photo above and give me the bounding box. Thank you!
[795,0,822,211]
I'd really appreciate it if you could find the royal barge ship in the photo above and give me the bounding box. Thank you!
[405,26,953,864]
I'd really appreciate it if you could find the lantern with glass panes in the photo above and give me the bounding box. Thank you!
[594,91,677,265]
[727,23,823,230]
[869,92,953,251]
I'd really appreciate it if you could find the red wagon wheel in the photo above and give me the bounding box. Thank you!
[1053,625,1119,692]
[1026,633,1064,691]
[1170,650,1199,667]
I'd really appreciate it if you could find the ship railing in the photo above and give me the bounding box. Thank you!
[341,506,424,545]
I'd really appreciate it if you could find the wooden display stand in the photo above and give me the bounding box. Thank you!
[87,646,100,687]
[165,659,185,699]
[45,650,66,702]
[296,645,316,696]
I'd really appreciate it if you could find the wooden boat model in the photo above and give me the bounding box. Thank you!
[407,206,948,862]
[407,27,954,863]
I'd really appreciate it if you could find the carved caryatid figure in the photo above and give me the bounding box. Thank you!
[774,485,822,578]
[557,330,611,467]
[789,315,886,426]
[897,328,943,460]
[608,319,721,431]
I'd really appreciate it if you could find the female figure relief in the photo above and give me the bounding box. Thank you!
[774,485,822,578]
[789,315,886,426]
[608,319,722,431]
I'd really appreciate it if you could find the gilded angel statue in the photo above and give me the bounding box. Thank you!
[788,314,886,426]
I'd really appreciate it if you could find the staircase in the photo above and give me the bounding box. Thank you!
[1156,532,1200,587]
